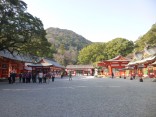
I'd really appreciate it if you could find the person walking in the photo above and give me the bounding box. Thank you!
[69,72,72,81]
[111,72,114,79]
[32,72,37,83]
[61,72,64,79]
[26,72,30,83]
[22,72,26,83]
[19,72,22,83]
[38,71,43,83]
[8,72,13,84]
[43,72,47,83]
[52,72,55,82]
[12,71,16,83]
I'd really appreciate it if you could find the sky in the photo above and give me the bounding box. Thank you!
[24,0,156,42]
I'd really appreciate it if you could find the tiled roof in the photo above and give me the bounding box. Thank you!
[144,46,156,55]
[128,55,156,66]
[128,45,156,66]
[27,58,65,68]
[105,55,131,62]
[26,63,53,67]
[43,58,64,68]
[152,61,156,65]
[0,50,40,63]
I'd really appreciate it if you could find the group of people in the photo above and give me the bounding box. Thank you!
[8,71,56,84]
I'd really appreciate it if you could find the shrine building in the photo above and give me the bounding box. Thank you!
[66,65,94,76]
[97,55,131,78]
[27,58,65,75]
[0,50,36,78]
[127,44,156,78]
[0,50,64,79]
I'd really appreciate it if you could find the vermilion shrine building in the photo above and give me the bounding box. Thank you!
[27,58,65,74]
[127,45,156,78]
[97,55,131,78]
[0,50,64,79]
[66,65,94,76]
[97,45,156,79]
[0,50,35,78]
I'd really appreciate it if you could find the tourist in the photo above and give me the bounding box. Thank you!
[38,71,43,83]
[32,72,37,83]
[19,72,22,83]
[8,72,13,84]
[12,71,16,83]
[69,72,72,81]
[111,72,114,78]
[43,72,47,83]
[52,72,55,82]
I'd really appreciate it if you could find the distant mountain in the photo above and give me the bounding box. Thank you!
[46,27,92,50]
[46,27,92,66]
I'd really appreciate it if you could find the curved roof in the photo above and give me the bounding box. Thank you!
[128,44,156,66]
[0,50,40,63]
[152,61,156,66]
[144,45,156,55]
[42,58,64,68]
[128,55,156,66]
[134,51,143,60]
[27,58,64,68]
[106,55,131,61]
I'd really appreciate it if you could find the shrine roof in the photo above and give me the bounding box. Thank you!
[0,50,40,63]
[0,50,64,68]
[128,55,156,66]
[102,55,131,62]
[128,45,156,66]
[27,58,65,68]
[144,45,156,55]
[27,63,53,67]
[41,58,65,68]
[152,61,156,66]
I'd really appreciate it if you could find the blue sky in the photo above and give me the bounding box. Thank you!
[24,0,156,42]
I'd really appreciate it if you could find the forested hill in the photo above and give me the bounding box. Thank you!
[46,27,92,50]
[45,27,92,66]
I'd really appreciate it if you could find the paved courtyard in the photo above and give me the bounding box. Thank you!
[0,77,156,117]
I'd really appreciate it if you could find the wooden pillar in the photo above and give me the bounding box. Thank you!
[124,70,126,79]
[8,59,12,77]
[154,67,156,77]
[108,65,112,76]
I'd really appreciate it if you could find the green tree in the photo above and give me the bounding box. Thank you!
[135,23,156,52]
[0,0,51,57]
[105,38,134,59]
[78,43,107,64]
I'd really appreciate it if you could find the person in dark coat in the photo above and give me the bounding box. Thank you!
[19,72,22,83]
[61,72,64,79]
[22,72,26,83]
[69,72,72,81]
[12,72,16,83]
[32,72,37,83]
[43,72,47,83]
[52,72,55,82]
[8,72,13,84]
[111,72,114,79]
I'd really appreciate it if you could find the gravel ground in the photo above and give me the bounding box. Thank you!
[0,77,156,117]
